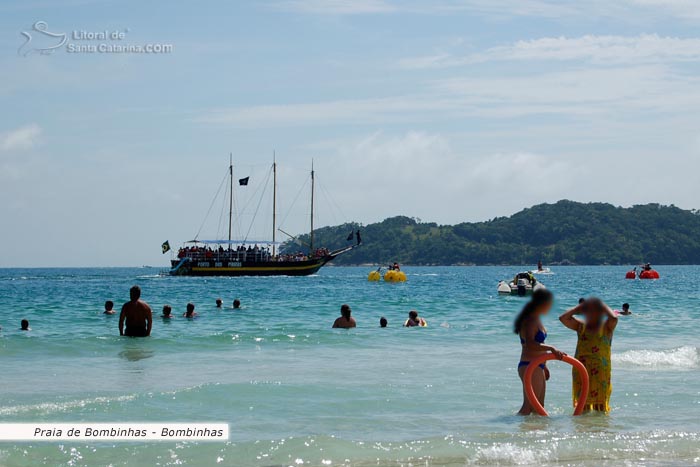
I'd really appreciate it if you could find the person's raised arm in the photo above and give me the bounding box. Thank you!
[603,301,618,332]
[521,320,565,359]
[559,303,584,331]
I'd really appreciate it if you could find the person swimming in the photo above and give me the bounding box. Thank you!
[104,300,116,315]
[514,289,565,416]
[380,316,388,328]
[404,310,427,327]
[20,319,31,331]
[233,299,241,309]
[332,304,356,328]
[183,302,198,318]
[216,298,223,308]
[161,305,173,319]
[560,297,618,413]
[620,303,632,315]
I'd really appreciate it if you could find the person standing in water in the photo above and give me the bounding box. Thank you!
[332,304,356,328]
[514,289,566,415]
[559,297,617,413]
[119,285,152,337]
[20,319,31,331]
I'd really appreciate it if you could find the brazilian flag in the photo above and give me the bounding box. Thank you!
[161,240,171,254]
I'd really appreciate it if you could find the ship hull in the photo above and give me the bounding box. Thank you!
[169,257,331,277]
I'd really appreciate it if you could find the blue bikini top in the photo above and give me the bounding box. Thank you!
[520,329,547,344]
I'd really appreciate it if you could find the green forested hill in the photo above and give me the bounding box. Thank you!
[286,201,700,265]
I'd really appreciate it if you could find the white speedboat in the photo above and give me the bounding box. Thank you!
[498,272,546,296]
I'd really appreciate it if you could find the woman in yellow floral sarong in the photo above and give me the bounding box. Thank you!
[559,298,618,413]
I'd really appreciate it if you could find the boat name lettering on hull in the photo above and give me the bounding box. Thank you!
[198,261,242,268]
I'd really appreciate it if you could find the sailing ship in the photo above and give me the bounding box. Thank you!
[168,157,357,276]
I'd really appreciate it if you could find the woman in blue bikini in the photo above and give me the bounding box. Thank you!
[514,289,566,415]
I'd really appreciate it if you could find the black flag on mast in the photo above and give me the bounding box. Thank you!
[161,241,171,254]
[239,176,249,186]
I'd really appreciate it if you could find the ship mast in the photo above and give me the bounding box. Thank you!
[272,153,277,257]
[228,153,233,244]
[310,160,315,252]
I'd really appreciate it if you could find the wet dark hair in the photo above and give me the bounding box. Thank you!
[513,289,553,335]
[162,305,172,315]
[622,302,630,310]
[340,304,351,319]
[379,317,388,327]
[130,285,141,301]
[105,300,114,310]
[21,319,29,329]
[578,297,585,304]
[233,299,241,309]
[408,310,418,319]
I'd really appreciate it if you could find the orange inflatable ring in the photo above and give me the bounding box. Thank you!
[524,354,589,416]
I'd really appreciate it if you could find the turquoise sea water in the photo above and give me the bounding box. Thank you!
[0,266,698,466]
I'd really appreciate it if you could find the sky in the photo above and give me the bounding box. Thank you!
[1,0,699,267]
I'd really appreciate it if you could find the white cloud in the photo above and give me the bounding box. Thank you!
[197,64,700,128]
[274,0,610,17]
[273,0,700,19]
[323,131,578,223]
[0,124,41,152]
[628,0,700,19]
[311,130,700,225]
[272,0,395,15]
[400,34,700,69]
[195,96,459,127]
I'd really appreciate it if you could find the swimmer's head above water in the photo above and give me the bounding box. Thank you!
[21,319,30,331]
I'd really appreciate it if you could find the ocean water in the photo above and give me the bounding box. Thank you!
[0,266,698,466]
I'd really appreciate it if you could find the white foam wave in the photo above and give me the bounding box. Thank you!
[614,346,699,369]
[475,443,547,465]
[0,395,137,415]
